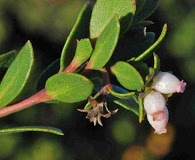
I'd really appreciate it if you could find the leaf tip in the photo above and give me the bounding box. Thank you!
[57,131,64,136]
[153,52,157,57]
[164,23,168,28]
[26,40,32,46]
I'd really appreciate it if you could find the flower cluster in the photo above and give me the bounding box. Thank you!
[144,71,186,134]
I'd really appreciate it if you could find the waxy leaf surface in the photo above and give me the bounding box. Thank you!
[131,62,149,84]
[111,61,144,90]
[129,32,155,60]
[133,0,158,24]
[134,24,167,62]
[0,126,64,136]
[110,96,139,116]
[46,73,93,103]
[90,0,136,39]
[87,16,120,70]
[0,41,34,107]
[60,2,92,71]
[135,0,146,14]
[109,85,135,99]
[0,50,16,68]
[72,38,93,67]
[37,59,60,91]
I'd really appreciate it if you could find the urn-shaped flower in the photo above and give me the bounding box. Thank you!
[144,90,166,116]
[147,107,169,134]
[152,71,186,94]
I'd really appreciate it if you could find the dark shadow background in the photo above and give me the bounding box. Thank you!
[0,0,194,160]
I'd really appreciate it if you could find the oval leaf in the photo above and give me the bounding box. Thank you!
[135,0,146,14]
[132,62,149,84]
[0,50,16,68]
[109,85,135,99]
[109,96,139,116]
[60,2,92,71]
[0,41,34,108]
[86,16,120,70]
[72,38,93,67]
[45,73,94,103]
[37,59,60,91]
[133,0,158,24]
[113,30,155,63]
[134,24,167,62]
[128,32,155,60]
[90,0,136,39]
[111,61,144,90]
[0,126,64,136]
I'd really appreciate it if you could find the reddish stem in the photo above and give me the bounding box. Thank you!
[100,68,110,85]
[64,61,78,72]
[98,68,112,94]
[0,89,52,118]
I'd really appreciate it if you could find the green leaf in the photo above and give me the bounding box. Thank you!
[90,0,136,39]
[138,54,160,87]
[110,96,139,116]
[130,20,154,29]
[0,126,64,136]
[84,102,92,110]
[45,73,94,103]
[111,61,144,90]
[109,85,135,98]
[132,61,149,83]
[86,16,120,70]
[145,67,155,86]
[37,59,60,91]
[138,96,144,122]
[60,2,92,71]
[135,0,146,14]
[129,32,155,59]
[0,50,16,68]
[133,0,158,24]
[113,30,155,63]
[71,38,93,68]
[0,41,34,108]
[153,53,160,74]
[134,24,167,62]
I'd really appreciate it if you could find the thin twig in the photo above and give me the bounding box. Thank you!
[0,89,52,118]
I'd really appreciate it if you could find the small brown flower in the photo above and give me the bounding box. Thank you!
[77,97,118,126]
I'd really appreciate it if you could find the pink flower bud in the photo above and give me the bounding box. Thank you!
[152,71,186,94]
[144,91,166,115]
[147,107,169,134]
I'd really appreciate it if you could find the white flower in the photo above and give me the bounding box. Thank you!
[144,90,166,115]
[152,71,186,94]
[147,107,169,134]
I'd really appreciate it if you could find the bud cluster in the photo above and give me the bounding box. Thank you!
[143,71,186,134]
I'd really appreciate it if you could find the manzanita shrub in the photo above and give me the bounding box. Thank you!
[0,0,186,136]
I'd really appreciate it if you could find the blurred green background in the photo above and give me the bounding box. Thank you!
[0,0,194,160]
